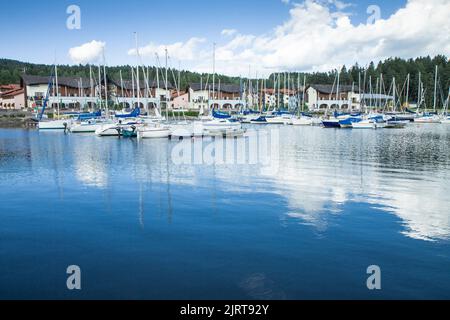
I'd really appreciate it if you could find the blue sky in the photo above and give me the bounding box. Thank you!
[1,0,447,75]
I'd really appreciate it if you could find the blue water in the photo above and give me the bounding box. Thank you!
[1,125,450,300]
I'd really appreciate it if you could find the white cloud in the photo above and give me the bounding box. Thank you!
[128,37,206,61]
[281,0,290,4]
[211,0,450,76]
[221,29,238,37]
[125,0,450,76]
[68,40,106,64]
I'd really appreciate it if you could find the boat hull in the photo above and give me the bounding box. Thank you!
[322,120,341,128]
[70,123,103,133]
[95,124,121,136]
[414,116,441,123]
[38,119,72,130]
[138,128,171,139]
[291,117,312,126]
[352,121,376,129]
[265,116,291,125]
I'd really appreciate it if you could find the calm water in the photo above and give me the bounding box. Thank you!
[0,124,450,300]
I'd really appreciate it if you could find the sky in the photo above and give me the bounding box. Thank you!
[0,0,448,76]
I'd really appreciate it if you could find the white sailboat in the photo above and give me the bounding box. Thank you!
[291,74,312,126]
[137,122,171,139]
[38,65,75,130]
[351,119,377,129]
[415,69,441,124]
[441,87,450,124]
[39,118,73,130]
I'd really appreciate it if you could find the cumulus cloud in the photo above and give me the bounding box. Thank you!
[126,0,450,76]
[128,37,206,61]
[221,29,238,37]
[68,40,106,64]
[207,0,450,76]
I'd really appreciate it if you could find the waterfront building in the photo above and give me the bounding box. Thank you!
[0,87,25,110]
[306,84,361,110]
[186,83,245,111]
[109,79,172,110]
[20,75,94,110]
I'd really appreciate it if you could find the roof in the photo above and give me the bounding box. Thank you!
[110,79,173,90]
[0,84,20,92]
[0,88,24,98]
[21,74,91,89]
[308,84,360,94]
[188,83,241,94]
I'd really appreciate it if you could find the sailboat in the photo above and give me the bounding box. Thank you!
[136,44,172,139]
[37,65,75,130]
[192,43,242,135]
[321,69,350,128]
[291,75,313,126]
[415,69,440,123]
[137,122,171,139]
[441,87,450,124]
[70,65,112,133]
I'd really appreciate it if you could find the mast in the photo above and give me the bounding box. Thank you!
[98,65,102,108]
[80,77,83,111]
[358,72,361,111]
[55,65,59,118]
[392,77,396,112]
[102,48,108,117]
[297,73,300,114]
[433,65,438,113]
[336,68,340,111]
[165,48,169,120]
[89,65,94,111]
[406,73,410,110]
[131,67,135,101]
[418,71,422,111]
[155,53,160,113]
[302,75,306,113]
[135,32,140,111]
[120,70,124,109]
[379,73,383,111]
[212,43,216,104]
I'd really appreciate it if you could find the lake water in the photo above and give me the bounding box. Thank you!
[0,124,450,300]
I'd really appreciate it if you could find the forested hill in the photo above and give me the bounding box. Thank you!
[0,55,448,104]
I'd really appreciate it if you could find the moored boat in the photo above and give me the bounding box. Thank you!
[322,118,341,128]
[137,124,171,139]
[414,115,441,123]
[351,119,376,129]
[291,116,313,126]
[38,119,73,130]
